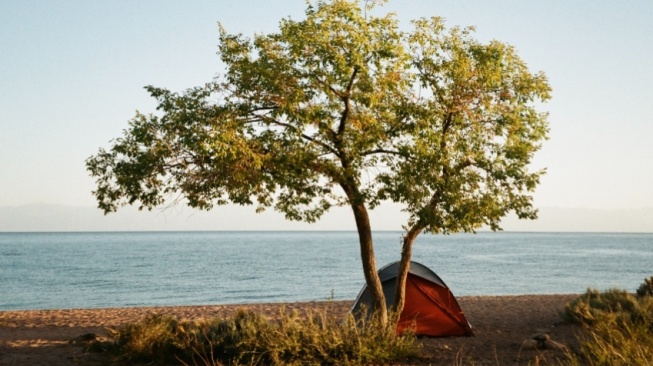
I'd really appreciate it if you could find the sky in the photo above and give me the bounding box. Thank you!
[1,1,652,232]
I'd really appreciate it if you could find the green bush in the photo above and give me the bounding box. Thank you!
[106,308,419,365]
[562,286,653,366]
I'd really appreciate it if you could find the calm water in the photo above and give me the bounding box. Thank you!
[1,231,651,310]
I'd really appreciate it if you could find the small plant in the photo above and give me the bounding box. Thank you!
[636,276,653,298]
[326,289,335,301]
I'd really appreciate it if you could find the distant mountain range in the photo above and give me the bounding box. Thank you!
[1,203,652,232]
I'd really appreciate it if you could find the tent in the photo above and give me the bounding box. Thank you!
[351,261,473,337]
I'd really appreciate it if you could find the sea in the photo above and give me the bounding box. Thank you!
[1,231,651,311]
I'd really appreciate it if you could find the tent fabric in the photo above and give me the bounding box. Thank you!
[351,261,473,337]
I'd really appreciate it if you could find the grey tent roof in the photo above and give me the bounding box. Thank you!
[374,260,448,287]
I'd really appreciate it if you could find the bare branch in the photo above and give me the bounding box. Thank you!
[254,113,341,157]
[337,66,360,138]
[362,148,406,157]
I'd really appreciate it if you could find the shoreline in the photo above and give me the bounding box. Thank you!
[0,294,581,365]
[0,292,582,313]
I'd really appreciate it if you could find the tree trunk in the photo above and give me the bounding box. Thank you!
[393,225,423,317]
[351,202,388,326]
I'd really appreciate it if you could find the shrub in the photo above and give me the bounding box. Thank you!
[106,314,192,363]
[562,287,653,366]
[106,308,419,365]
[563,288,642,326]
[636,276,653,298]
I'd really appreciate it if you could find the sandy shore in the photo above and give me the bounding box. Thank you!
[0,294,581,365]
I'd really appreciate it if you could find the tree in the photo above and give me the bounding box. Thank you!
[385,19,550,315]
[86,0,549,325]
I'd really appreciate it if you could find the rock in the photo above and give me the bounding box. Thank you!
[69,333,97,344]
[69,333,114,353]
[522,339,539,350]
[522,337,568,351]
[531,332,550,342]
[544,340,568,351]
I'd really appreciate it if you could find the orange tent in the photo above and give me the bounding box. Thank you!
[351,261,473,337]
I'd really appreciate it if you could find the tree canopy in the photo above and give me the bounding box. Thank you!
[87,0,550,323]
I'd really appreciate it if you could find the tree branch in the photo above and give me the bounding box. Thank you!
[337,66,359,137]
[361,148,406,157]
[312,76,345,99]
[254,113,341,157]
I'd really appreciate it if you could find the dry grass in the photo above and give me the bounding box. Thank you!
[561,281,653,366]
[106,307,419,365]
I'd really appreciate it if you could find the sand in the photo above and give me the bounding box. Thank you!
[0,294,581,365]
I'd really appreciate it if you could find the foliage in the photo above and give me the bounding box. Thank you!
[636,276,653,298]
[86,0,549,231]
[107,308,419,365]
[381,18,550,235]
[562,287,653,366]
[86,0,411,218]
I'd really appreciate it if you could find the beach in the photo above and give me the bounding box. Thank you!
[0,294,580,365]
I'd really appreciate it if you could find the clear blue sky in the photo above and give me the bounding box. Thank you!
[1,1,652,231]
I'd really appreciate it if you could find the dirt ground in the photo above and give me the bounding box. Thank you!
[0,294,581,365]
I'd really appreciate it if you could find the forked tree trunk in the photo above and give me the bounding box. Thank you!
[351,202,388,326]
[393,226,423,316]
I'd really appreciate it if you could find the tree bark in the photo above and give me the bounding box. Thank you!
[350,201,388,325]
[393,225,423,317]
